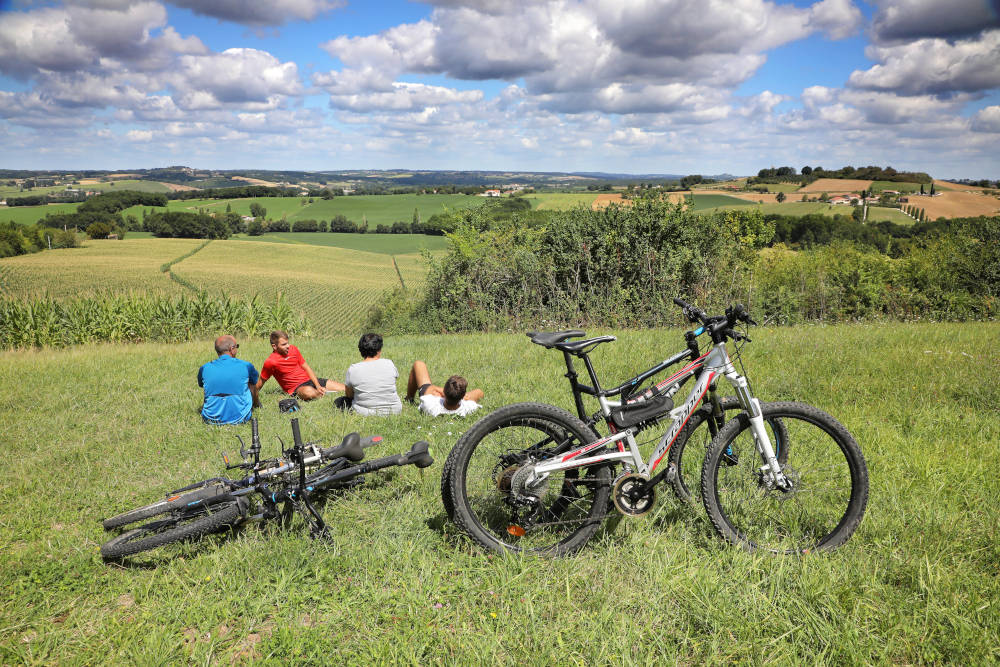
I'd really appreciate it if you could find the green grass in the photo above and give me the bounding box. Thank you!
[755,182,804,193]
[0,203,91,226]
[0,323,997,663]
[521,193,600,210]
[688,193,755,210]
[869,181,923,193]
[697,201,853,217]
[234,232,448,254]
[866,207,915,225]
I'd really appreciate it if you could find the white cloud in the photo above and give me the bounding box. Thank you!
[126,129,154,141]
[166,0,344,26]
[327,82,482,112]
[971,105,1000,133]
[869,0,1000,43]
[849,30,1000,95]
[170,48,302,109]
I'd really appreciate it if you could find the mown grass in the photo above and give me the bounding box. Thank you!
[521,192,600,210]
[234,232,448,255]
[866,207,914,224]
[1,323,998,663]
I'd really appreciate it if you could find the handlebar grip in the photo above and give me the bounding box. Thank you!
[673,297,691,309]
[291,418,303,447]
[403,441,434,469]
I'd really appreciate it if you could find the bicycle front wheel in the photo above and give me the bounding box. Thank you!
[669,397,788,504]
[701,402,868,554]
[100,500,245,560]
[445,403,612,556]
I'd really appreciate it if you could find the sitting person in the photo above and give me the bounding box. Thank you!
[341,333,402,416]
[405,360,483,417]
[197,335,261,425]
[256,330,345,400]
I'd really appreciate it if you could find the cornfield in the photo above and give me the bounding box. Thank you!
[0,292,309,349]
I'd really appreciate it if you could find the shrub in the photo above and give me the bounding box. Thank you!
[86,222,112,239]
[267,219,290,233]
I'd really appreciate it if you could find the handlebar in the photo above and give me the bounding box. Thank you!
[674,298,756,344]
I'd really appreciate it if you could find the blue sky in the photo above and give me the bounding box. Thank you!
[1,0,998,178]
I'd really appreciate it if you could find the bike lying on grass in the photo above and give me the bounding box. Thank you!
[101,418,433,560]
[442,299,869,556]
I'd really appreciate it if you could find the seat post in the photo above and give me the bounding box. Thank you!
[562,350,588,420]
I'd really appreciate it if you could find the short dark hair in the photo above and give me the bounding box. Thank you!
[270,330,289,346]
[358,333,383,359]
[444,375,467,404]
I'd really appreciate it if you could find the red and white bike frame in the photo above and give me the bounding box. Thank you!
[525,342,784,485]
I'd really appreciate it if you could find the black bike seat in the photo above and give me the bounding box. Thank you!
[526,330,586,348]
[555,335,616,354]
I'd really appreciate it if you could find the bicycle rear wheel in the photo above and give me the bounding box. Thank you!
[100,500,245,560]
[669,398,788,504]
[445,403,612,556]
[701,402,868,553]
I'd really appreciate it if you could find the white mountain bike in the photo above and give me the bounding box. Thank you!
[442,299,869,556]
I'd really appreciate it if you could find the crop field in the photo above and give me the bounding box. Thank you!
[0,238,199,300]
[798,178,874,193]
[521,192,600,210]
[869,180,923,193]
[0,202,92,226]
[1,323,998,663]
[0,238,431,333]
[917,190,1000,219]
[234,232,448,255]
[169,240,423,333]
[687,193,754,210]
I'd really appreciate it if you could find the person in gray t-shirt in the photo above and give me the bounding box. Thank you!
[342,333,402,416]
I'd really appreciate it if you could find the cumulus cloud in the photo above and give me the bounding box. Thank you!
[849,30,1000,95]
[166,0,344,26]
[971,105,1000,132]
[0,2,172,78]
[170,48,302,109]
[327,82,482,112]
[869,0,1000,43]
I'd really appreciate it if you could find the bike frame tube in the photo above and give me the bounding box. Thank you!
[529,343,780,483]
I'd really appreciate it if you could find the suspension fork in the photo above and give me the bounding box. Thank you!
[728,373,785,484]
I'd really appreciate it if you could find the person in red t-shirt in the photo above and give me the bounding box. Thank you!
[256,330,345,400]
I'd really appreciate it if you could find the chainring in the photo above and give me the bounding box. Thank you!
[612,472,655,516]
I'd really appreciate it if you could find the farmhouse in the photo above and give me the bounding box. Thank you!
[480,189,502,197]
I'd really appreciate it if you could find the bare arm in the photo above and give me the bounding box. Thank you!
[465,388,484,403]
[301,361,325,396]
[250,382,261,408]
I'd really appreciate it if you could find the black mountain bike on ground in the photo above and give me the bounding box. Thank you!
[101,418,433,560]
[442,300,868,556]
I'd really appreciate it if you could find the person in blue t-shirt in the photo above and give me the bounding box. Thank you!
[197,335,261,425]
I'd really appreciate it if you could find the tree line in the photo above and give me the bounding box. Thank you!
[751,165,932,185]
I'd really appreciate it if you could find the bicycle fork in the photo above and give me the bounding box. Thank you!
[728,372,790,490]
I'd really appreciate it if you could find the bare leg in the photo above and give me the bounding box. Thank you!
[406,360,433,400]
[323,378,346,392]
[295,385,322,401]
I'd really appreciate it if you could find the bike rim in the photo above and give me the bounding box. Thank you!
[462,416,606,553]
[711,413,855,554]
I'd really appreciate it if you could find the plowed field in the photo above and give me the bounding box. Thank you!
[910,191,1000,219]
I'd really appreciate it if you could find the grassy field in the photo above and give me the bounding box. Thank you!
[0,238,431,333]
[0,323,997,663]
[687,193,753,210]
[233,232,448,255]
[866,207,914,224]
[521,192,600,210]
[0,202,92,226]
[697,201,856,217]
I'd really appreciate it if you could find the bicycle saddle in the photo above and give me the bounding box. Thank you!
[554,335,616,354]
[526,330,586,348]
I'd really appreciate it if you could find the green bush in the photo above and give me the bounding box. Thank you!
[85,222,112,239]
